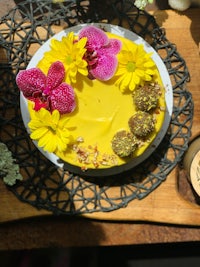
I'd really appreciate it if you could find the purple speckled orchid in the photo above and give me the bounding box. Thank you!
[79,25,122,81]
[16,61,76,114]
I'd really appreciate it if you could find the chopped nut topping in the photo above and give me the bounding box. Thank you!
[72,142,118,169]
[76,136,84,143]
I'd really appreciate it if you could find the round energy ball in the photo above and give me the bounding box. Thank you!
[133,83,160,112]
[128,111,155,137]
[111,130,138,157]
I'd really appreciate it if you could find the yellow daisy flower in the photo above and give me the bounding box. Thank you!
[28,103,72,153]
[37,32,88,84]
[115,44,156,92]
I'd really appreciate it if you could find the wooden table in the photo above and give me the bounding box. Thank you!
[0,8,200,250]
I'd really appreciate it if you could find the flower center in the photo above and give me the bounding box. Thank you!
[43,85,51,95]
[66,55,73,65]
[49,125,57,132]
[126,61,136,72]
[84,50,98,66]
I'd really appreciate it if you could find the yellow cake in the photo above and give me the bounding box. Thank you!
[17,24,169,175]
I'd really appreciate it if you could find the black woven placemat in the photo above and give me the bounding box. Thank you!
[0,0,193,215]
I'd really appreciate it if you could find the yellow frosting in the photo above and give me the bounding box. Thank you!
[29,31,166,170]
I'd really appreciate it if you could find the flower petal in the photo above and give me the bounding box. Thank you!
[16,68,46,97]
[102,38,122,55]
[30,127,49,139]
[90,54,118,81]
[79,25,109,50]
[46,61,65,91]
[38,133,57,153]
[50,83,76,114]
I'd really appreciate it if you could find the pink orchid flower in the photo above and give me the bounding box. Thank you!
[16,61,76,114]
[79,25,122,81]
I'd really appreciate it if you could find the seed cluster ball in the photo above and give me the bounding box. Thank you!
[111,130,138,157]
[133,83,161,112]
[128,111,155,137]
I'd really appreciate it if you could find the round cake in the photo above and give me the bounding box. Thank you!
[18,24,173,176]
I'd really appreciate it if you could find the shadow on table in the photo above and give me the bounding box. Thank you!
[184,10,200,51]
[151,2,200,51]
[0,215,107,249]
